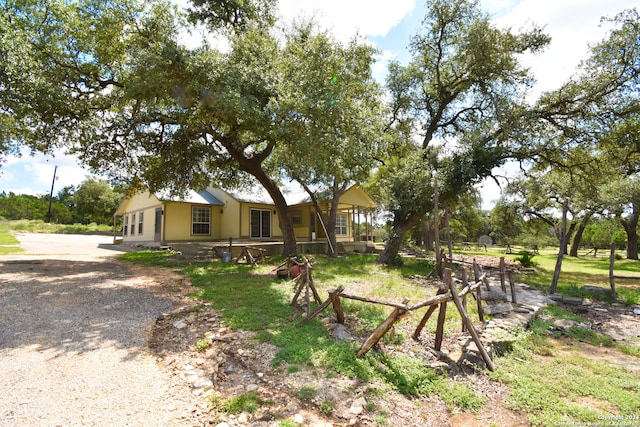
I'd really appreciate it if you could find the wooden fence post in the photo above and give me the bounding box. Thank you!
[473,260,484,322]
[460,268,468,332]
[329,287,345,324]
[434,280,448,351]
[357,298,409,357]
[508,270,517,304]
[446,269,494,371]
[499,257,507,294]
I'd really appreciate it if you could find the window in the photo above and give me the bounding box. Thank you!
[291,209,302,225]
[138,212,144,235]
[250,209,271,238]
[336,214,348,235]
[130,214,136,235]
[123,216,129,236]
[192,206,211,235]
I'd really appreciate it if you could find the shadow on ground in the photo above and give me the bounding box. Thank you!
[0,258,174,360]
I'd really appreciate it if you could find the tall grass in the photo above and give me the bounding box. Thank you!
[2,219,112,234]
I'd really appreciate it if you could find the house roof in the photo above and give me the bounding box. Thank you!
[158,189,224,206]
[115,183,375,217]
[223,185,311,206]
[223,184,376,209]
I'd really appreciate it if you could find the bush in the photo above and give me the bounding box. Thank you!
[515,251,537,268]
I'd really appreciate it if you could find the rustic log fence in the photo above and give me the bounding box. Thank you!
[299,262,498,371]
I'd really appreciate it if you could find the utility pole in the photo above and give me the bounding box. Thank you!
[46,165,58,223]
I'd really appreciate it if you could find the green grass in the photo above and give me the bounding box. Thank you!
[120,252,486,411]
[491,352,640,426]
[120,249,640,423]
[118,250,178,266]
[490,305,640,426]
[0,221,22,254]
[297,386,317,401]
[2,219,112,234]
[210,391,270,414]
[489,246,640,305]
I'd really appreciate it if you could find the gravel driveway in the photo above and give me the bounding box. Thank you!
[0,233,196,426]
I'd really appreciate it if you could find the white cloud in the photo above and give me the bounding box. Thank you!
[277,0,416,42]
[492,0,637,97]
[1,149,96,196]
[372,49,397,83]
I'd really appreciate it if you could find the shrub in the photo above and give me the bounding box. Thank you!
[515,251,537,268]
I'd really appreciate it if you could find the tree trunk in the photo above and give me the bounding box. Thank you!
[376,214,421,265]
[563,222,576,255]
[620,202,640,260]
[550,199,569,294]
[423,217,434,251]
[242,164,297,256]
[263,180,298,257]
[569,212,593,257]
[325,183,346,257]
[434,181,441,278]
[221,136,298,256]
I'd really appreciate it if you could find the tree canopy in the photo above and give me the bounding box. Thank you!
[374,0,549,265]
[1,0,383,255]
[3,0,640,262]
[527,8,640,258]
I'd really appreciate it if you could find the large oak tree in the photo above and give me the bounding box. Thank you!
[1,0,380,255]
[534,8,640,258]
[375,0,549,265]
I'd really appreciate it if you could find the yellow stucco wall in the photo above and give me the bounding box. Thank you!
[118,192,163,243]
[290,205,312,240]
[163,202,222,241]
[121,206,161,243]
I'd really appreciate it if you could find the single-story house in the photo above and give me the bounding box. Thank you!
[113,184,377,255]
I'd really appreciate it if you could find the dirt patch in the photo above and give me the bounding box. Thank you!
[554,300,640,346]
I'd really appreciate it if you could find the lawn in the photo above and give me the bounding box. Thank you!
[0,221,22,254]
[458,244,640,304]
[119,249,640,426]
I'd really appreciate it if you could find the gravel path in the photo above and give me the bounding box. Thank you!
[0,234,196,426]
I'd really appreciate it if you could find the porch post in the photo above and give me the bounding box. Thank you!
[357,206,361,242]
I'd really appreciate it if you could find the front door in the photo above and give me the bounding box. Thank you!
[154,207,162,242]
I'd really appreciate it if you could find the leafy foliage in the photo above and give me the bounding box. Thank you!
[1,0,384,256]
[0,178,122,224]
[375,0,549,264]
[514,251,537,268]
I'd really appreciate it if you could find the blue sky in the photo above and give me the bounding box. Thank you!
[2,0,637,206]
